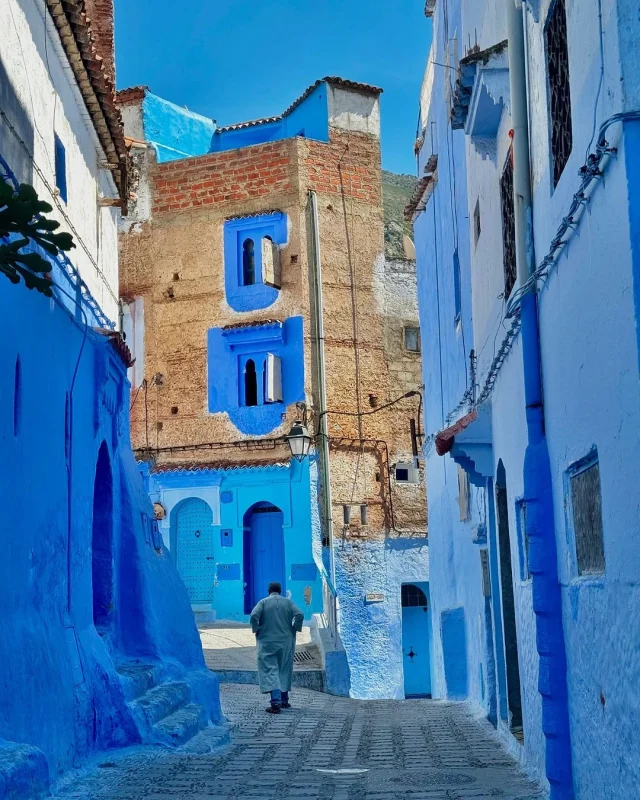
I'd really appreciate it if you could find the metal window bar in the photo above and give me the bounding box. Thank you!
[500,150,517,299]
[546,0,573,187]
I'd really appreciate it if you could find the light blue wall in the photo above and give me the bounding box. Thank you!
[334,538,429,699]
[147,457,323,621]
[207,316,305,436]
[142,92,216,163]
[210,83,329,152]
[0,231,222,793]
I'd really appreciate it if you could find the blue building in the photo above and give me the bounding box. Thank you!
[118,77,429,699]
[0,2,222,797]
[412,0,640,796]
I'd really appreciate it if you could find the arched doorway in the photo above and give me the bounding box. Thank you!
[495,460,524,738]
[174,498,215,603]
[92,442,114,632]
[243,503,285,613]
[401,582,431,698]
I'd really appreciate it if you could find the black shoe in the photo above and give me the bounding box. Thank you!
[265,705,281,714]
[281,702,292,709]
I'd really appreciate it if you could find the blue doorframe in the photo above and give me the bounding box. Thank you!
[402,582,432,698]
[243,504,286,612]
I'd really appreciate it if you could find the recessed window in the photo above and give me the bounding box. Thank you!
[545,0,573,187]
[404,327,421,353]
[13,357,21,437]
[395,462,419,484]
[54,133,67,203]
[569,452,604,575]
[473,199,481,245]
[453,249,462,323]
[401,583,428,608]
[242,238,256,286]
[243,359,258,406]
[500,150,516,299]
[516,498,531,581]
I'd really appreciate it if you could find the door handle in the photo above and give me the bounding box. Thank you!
[206,556,215,561]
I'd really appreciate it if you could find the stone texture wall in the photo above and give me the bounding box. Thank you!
[119,110,426,540]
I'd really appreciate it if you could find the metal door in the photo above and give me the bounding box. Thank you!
[176,498,214,602]
[249,508,285,608]
[402,584,431,698]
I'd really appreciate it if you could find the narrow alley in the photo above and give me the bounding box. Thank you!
[54,685,543,800]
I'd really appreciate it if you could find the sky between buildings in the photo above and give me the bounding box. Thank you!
[114,0,432,175]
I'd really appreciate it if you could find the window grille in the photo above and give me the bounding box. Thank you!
[402,584,428,608]
[500,150,517,299]
[569,457,605,575]
[545,0,573,187]
[404,327,421,353]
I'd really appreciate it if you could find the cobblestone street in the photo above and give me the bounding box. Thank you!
[54,685,546,800]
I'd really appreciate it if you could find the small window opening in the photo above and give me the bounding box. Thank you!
[242,238,256,286]
[13,357,21,437]
[545,0,573,187]
[395,462,419,484]
[171,406,178,415]
[401,584,428,608]
[54,133,67,203]
[244,359,258,407]
[500,150,517,299]
[473,199,481,245]
[453,249,462,323]
[404,326,421,353]
[570,455,604,575]
[360,504,368,525]
[343,505,351,524]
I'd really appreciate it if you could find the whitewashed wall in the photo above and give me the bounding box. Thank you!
[0,0,119,323]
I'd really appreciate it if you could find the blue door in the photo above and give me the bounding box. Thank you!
[175,498,214,603]
[248,507,285,609]
[402,583,431,698]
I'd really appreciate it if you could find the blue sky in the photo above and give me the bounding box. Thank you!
[114,0,431,175]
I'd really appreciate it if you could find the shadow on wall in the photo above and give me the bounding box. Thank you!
[442,607,468,699]
[0,55,34,185]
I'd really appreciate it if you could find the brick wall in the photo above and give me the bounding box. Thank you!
[84,0,115,86]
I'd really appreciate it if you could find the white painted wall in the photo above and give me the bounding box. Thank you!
[0,0,119,322]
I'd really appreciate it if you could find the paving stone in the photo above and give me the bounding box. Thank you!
[53,684,547,799]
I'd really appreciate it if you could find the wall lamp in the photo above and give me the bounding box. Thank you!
[286,419,313,461]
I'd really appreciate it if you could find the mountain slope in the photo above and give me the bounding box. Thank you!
[382,170,417,259]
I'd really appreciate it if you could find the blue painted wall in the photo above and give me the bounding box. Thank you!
[207,316,305,436]
[0,160,221,794]
[142,92,216,163]
[334,538,430,699]
[223,212,287,312]
[147,457,323,621]
[210,82,329,152]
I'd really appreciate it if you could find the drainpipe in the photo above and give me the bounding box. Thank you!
[308,191,337,594]
[506,2,574,798]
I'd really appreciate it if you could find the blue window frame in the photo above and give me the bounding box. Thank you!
[223,212,287,312]
[515,497,531,581]
[54,133,67,203]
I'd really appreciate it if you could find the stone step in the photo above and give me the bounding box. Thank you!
[115,662,163,701]
[131,681,191,727]
[178,723,230,754]
[212,668,325,693]
[152,703,208,747]
[0,740,49,800]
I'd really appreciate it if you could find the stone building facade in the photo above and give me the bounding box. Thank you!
[118,78,428,698]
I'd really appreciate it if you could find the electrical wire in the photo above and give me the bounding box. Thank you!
[584,0,605,161]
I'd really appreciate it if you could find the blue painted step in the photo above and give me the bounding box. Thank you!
[152,703,208,746]
[115,662,163,701]
[131,681,191,728]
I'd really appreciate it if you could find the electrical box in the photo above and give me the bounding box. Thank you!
[221,529,233,547]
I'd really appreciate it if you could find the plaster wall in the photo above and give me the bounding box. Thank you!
[1,0,119,322]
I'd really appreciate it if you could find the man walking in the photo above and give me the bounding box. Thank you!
[250,582,304,713]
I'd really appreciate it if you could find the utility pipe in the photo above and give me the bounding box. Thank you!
[308,190,337,591]
[506,2,574,797]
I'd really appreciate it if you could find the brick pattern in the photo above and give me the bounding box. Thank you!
[54,684,546,800]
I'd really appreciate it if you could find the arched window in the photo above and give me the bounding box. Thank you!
[242,238,255,286]
[402,583,428,608]
[244,359,258,406]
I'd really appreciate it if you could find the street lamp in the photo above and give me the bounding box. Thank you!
[286,419,313,461]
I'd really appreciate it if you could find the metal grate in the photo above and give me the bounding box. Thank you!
[546,0,573,187]
[571,460,605,575]
[293,649,315,664]
[401,584,428,608]
[500,151,517,299]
